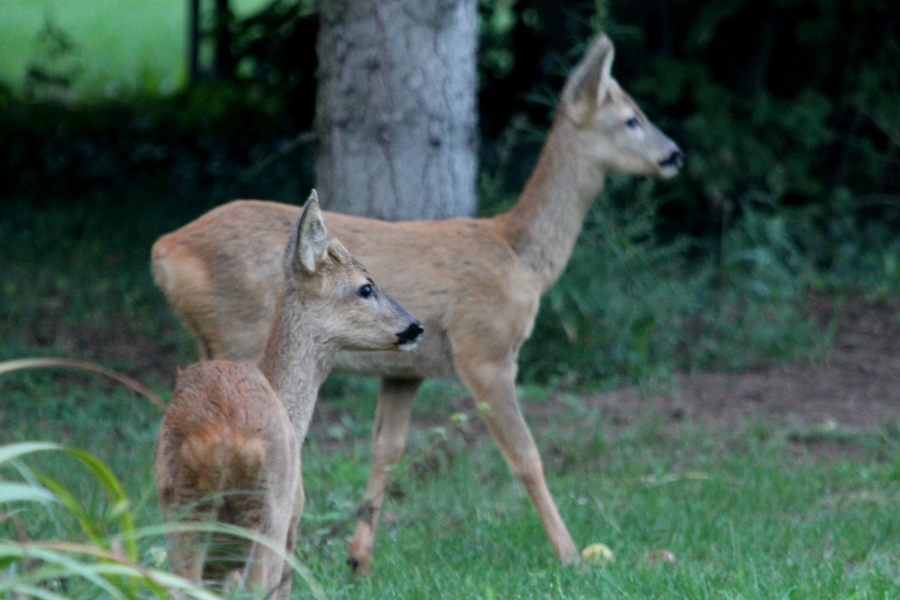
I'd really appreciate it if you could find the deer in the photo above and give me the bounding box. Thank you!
[152,192,423,597]
[150,34,683,575]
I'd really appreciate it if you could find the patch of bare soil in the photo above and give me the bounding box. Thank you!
[311,295,900,452]
[584,295,900,433]
[25,295,897,436]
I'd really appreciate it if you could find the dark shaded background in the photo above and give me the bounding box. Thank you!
[1,0,898,385]
[2,0,897,229]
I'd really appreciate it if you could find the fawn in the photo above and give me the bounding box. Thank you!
[153,192,423,596]
[151,34,683,574]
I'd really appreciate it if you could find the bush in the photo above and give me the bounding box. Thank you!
[0,85,314,200]
[520,181,821,388]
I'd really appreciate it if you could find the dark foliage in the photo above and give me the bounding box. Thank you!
[3,0,897,227]
[203,0,319,127]
[2,0,899,386]
[0,86,314,202]
[610,0,900,238]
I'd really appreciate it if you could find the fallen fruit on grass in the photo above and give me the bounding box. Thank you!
[581,543,615,564]
[641,549,676,564]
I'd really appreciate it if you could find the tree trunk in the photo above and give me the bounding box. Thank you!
[315,0,478,220]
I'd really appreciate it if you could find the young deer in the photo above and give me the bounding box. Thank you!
[153,192,423,597]
[151,34,683,575]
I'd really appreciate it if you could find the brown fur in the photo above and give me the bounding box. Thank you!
[153,196,421,596]
[151,35,682,574]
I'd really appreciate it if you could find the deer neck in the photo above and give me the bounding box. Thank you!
[258,294,333,444]
[499,115,606,292]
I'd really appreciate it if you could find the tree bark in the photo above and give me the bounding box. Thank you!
[315,0,478,220]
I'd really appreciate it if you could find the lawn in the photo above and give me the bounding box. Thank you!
[0,0,271,95]
[3,369,900,598]
[1,194,899,598]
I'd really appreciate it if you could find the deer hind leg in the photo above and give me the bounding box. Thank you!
[239,493,294,598]
[160,491,215,591]
[347,377,423,576]
[165,530,207,587]
[453,352,580,565]
[243,540,286,598]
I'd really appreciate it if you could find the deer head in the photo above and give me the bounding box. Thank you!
[561,34,683,178]
[282,191,424,353]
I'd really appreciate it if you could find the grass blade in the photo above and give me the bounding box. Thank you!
[0,541,225,600]
[64,447,138,560]
[0,481,57,504]
[0,583,71,600]
[0,442,61,465]
[0,357,165,411]
[134,521,326,600]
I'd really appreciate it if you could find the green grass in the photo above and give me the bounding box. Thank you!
[3,374,900,599]
[0,0,271,96]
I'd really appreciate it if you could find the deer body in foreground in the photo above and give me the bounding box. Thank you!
[151,34,683,575]
[153,194,423,597]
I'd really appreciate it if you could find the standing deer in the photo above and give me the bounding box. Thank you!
[153,192,423,597]
[151,34,683,575]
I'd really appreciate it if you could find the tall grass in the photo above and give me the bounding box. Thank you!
[0,442,222,599]
[521,180,825,389]
[0,442,325,599]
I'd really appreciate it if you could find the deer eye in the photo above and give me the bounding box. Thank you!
[624,116,641,128]
[358,284,374,299]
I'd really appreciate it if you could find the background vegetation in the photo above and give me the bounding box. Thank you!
[2,0,898,385]
[2,0,899,597]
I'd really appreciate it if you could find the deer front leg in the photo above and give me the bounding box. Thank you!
[347,377,423,576]
[453,353,580,565]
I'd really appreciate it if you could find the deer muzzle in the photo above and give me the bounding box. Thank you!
[658,148,684,178]
[396,322,424,351]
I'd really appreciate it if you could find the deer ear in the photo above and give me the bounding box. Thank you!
[292,189,328,274]
[562,34,616,122]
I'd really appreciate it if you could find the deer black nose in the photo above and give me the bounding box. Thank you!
[659,149,684,169]
[397,322,424,343]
